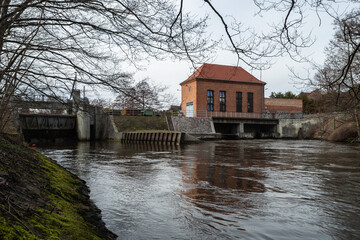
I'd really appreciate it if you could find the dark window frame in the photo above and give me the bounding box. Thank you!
[207,90,214,111]
[220,91,226,112]
[247,92,253,113]
[236,92,242,112]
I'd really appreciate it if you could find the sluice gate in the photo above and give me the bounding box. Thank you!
[19,114,77,142]
[213,118,279,139]
[121,132,183,144]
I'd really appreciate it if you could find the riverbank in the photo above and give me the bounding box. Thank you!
[0,135,117,239]
[307,115,359,143]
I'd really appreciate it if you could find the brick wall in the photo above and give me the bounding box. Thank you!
[264,98,303,113]
[181,80,197,112]
[196,80,265,113]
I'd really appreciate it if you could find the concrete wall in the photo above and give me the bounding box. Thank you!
[102,115,122,140]
[77,110,91,141]
[94,106,105,139]
[171,116,215,134]
[278,117,324,138]
[77,106,110,141]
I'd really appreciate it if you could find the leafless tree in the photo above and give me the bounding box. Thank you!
[114,78,174,110]
[313,10,360,135]
[1,0,358,133]
[0,0,212,132]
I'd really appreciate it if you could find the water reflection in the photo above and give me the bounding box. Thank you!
[181,142,268,192]
[39,140,360,240]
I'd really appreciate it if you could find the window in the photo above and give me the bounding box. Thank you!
[247,92,253,113]
[207,90,214,111]
[220,91,226,112]
[236,92,242,112]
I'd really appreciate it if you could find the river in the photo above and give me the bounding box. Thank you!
[39,140,360,240]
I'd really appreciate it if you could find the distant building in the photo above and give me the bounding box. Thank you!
[180,63,266,117]
[169,105,181,112]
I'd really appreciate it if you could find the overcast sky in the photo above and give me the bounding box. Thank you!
[101,1,355,107]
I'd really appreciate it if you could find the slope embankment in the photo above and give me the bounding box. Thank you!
[307,114,359,143]
[112,116,168,132]
[0,135,117,239]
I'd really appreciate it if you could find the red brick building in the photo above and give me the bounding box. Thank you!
[180,63,266,117]
[264,98,303,114]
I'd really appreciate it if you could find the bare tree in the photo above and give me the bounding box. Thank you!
[114,78,174,110]
[313,10,360,135]
[0,0,212,131]
[1,0,358,133]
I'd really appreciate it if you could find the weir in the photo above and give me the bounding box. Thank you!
[11,90,323,142]
[121,132,183,144]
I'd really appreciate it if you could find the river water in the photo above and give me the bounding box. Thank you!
[39,140,360,240]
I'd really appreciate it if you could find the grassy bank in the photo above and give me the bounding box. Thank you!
[113,116,168,132]
[0,135,116,239]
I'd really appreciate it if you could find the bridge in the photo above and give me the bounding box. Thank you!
[169,109,319,139]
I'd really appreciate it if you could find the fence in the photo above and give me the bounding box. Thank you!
[106,109,182,117]
[183,110,303,119]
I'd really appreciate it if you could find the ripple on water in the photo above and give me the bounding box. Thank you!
[39,140,360,239]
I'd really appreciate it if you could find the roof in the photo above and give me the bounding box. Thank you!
[180,63,266,85]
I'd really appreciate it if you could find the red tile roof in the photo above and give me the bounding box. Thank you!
[180,63,266,85]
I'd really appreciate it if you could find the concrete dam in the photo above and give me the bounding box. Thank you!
[11,93,323,142]
[12,91,113,143]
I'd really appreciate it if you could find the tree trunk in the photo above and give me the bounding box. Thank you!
[354,108,360,139]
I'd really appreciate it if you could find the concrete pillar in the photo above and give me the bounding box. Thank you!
[276,124,281,138]
[72,90,81,113]
[237,122,244,136]
[77,109,91,141]
[94,106,104,140]
[209,118,216,133]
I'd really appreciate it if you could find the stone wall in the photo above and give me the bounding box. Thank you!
[171,117,215,134]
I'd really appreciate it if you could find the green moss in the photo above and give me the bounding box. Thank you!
[39,153,81,200]
[0,216,40,240]
[29,200,102,240]
[32,153,103,240]
[0,136,113,239]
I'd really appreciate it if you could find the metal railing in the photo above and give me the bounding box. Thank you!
[184,110,264,118]
[183,110,303,119]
